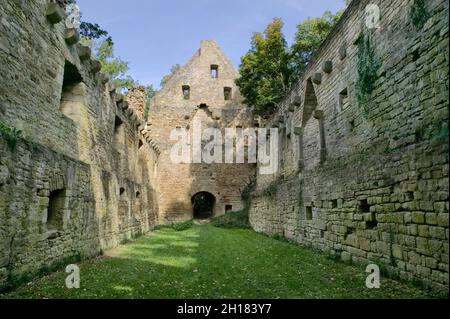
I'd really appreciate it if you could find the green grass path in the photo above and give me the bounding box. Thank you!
[1,225,433,299]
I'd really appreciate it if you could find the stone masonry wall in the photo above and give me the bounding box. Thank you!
[148,40,256,223]
[0,0,158,289]
[249,0,449,292]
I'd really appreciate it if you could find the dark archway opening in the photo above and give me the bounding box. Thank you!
[191,192,216,219]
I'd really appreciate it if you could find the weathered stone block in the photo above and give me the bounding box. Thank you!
[311,73,322,85]
[437,213,449,227]
[322,60,333,73]
[293,96,302,106]
[412,212,425,224]
[64,28,80,46]
[78,45,92,61]
[313,110,324,119]
[418,225,430,237]
[392,244,403,259]
[46,3,65,25]
[115,94,124,103]
[99,73,109,84]
[91,60,102,74]
[425,213,438,225]
[341,251,351,262]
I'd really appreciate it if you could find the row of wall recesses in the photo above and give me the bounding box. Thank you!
[182,85,232,101]
[42,184,143,235]
[301,198,380,228]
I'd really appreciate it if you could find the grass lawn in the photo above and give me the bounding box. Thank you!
[1,224,435,299]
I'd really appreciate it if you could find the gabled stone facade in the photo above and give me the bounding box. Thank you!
[145,40,256,223]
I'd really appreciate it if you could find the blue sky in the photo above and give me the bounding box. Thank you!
[77,0,346,89]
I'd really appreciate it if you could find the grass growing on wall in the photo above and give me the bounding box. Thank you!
[0,225,436,299]
[0,122,22,151]
[356,31,381,118]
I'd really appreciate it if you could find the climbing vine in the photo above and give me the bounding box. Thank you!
[0,122,22,151]
[411,0,429,29]
[356,30,381,117]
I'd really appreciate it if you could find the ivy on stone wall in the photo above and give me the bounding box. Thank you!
[0,122,22,151]
[356,30,381,117]
[411,0,430,29]
[415,122,449,142]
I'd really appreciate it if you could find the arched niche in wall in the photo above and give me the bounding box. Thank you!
[59,61,86,123]
[113,116,125,152]
[297,78,326,171]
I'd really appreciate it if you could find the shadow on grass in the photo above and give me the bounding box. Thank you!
[1,225,439,299]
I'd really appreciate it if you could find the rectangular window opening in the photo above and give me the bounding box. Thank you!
[224,87,232,100]
[339,88,349,111]
[359,199,370,212]
[211,65,219,78]
[305,206,313,220]
[47,189,66,231]
[182,85,190,100]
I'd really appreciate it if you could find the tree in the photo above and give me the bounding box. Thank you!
[160,64,181,88]
[94,39,137,91]
[67,0,137,92]
[236,19,294,116]
[236,7,346,116]
[291,11,343,77]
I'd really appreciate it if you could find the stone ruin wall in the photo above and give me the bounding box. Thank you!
[0,0,159,289]
[249,0,449,292]
[148,41,256,223]
[0,0,448,294]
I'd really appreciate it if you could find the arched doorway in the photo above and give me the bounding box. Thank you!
[191,192,216,219]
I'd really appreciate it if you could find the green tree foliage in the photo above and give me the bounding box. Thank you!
[0,122,22,151]
[79,22,113,45]
[160,64,181,88]
[237,9,345,116]
[67,0,136,92]
[94,39,138,91]
[236,19,294,116]
[291,11,343,76]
